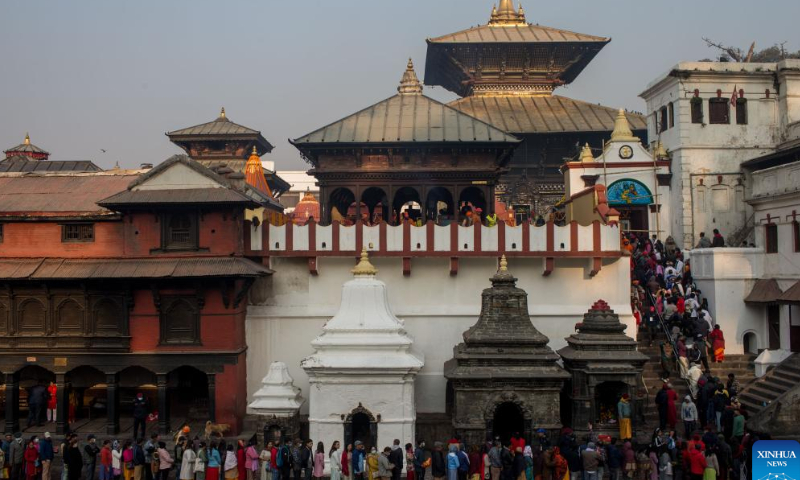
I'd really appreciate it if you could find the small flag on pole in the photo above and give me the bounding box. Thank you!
[730,85,738,107]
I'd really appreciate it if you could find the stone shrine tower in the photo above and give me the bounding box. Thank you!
[248,361,304,443]
[444,256,568,445]
[302,250,423,458]
[557,300,647,438]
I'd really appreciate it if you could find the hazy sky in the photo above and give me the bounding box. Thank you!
[1,0,797,171]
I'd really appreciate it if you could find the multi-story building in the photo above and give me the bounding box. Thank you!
[639,60,800,248]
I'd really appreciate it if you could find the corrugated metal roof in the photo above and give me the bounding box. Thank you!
[0,257,272,280]
[427,23,609,44]
[744,278,783,304]
[4,142,49,155]
[778,280,800,304]
[0,157,101,173]
[98,188,256,207]
[167,117,259,137]
[293,94,520,145]
[447,95,648,134]
[0,174,139,214]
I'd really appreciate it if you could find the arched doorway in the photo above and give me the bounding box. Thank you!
[119,366,157,438]
[594,381,628,427]
[65,365,107,426]
[393,187,422,224]
[362,187,389,224]
[344,405,377,451]
[491,402,524,446]
[168,366,209,423]
[743,331,758,354]
[330,188,356,224]
[459,187,487,221]
[18,365,56,428]
[426,187,455,225]
[607,179,653,234]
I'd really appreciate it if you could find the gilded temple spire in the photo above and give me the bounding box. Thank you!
[580,143,594,162]
[351,248,378,276]
[489,0,527,26]
[610,109,640,142]
[397,58,423,95]
[218,107,227,121]
[24,133,30,145]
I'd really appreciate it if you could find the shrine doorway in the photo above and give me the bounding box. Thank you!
[65,365,107,426]
[344,405,377,451]
[594,381,627,427]
[426,187,454,225]
[264,424,284,445]
[362,188,389,224]
[491,402,525,446]
[168,366,209,423]
[18,365,56,426]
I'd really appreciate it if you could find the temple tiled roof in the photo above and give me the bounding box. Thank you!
[428,23,609,44]
[167,108,274,153]
[0,156,101,173]
[4,134,50,156]
[293,59,520,147]
[448,95,648,134]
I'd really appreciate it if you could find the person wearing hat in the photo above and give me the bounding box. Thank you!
[681,396,698,438]
[40,432,54,480]
[132,393,149,442]
[616,395,632,441]
[84,435,100,480]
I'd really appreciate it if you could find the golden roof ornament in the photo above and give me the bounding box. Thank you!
[499,255,508,272]
[580,143,595,162]
[654,141,669,160]
[517,3,526,23]
[398,58,423,95]
[24,133,30,145]
[489,0,527,26]
[218,107,227,121]
[352,248,378,276]
[610,109,640,142]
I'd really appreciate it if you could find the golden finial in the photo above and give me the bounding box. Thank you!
[351,248,378,276]
[654,141,669,160]
[219,107,226,119]
[491,4,498,19]
[610,109,639,142]
[580,143,594,162]
[517,3,526,22]
[252,145,258,156]
[398,58,423,95]
[499,255,508,272]
[24,133,30,145]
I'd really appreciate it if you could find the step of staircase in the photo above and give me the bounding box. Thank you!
[737,353,799,417]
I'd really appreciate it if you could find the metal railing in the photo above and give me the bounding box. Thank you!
[645,289,693,393]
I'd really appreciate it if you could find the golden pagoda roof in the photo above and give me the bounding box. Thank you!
[245,146,274,198]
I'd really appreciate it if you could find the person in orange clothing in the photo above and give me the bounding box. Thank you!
[708,325,725,363]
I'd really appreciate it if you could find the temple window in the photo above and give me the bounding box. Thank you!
[61,223,94,242]
[668,102,675,128]
[160,296,201,345]
[162,213,198,250]
[736,98,748,125]
[659,107,668,132]
[708,98,730,124]
[691,99,704,124]
[765,223,778,254]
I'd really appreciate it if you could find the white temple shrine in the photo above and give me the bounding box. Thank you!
[301,249,424,463]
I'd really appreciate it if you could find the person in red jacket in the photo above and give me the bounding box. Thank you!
[687,445,707,480]
[510,433,525,453]
[100,440,113,480]
[24,439,39,480]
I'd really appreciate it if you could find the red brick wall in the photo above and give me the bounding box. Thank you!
[129,286,247,352]
[122,211,243,256]
[215,355,247,433]
[0,221,125,257]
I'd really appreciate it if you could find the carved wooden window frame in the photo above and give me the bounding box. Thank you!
[159,296,201,345]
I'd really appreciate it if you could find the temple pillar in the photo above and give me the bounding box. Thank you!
[207,373,217,423]
[106,373,119,435]
[157,373,169,435]
[4,372,19,434]
[55,373,68,435]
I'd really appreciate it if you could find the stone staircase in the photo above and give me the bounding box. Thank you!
[635,330,755,438]
[738,353,800,417]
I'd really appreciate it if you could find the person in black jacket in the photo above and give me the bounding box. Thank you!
[301,440,314,480]
[133,438,147,480]
[389,440,403,480]
[431,442,446,480]
[64,435,85,480]
[499,444,513,480]
[132,394,149,443]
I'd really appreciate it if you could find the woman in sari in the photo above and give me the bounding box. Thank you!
[551,448,568,480]
[709,326,725,363]
[341,445,352,480]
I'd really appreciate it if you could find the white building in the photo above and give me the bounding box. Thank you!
[300,250,423,461]
[276,170,319,213]
[639,60,800,249]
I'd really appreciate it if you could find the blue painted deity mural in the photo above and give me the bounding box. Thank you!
[606,179,652,205]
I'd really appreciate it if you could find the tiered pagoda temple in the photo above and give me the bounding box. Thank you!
[167,109,290,197]
[444,256,569,445]
[425,0,647,218]
[291,60,521,225]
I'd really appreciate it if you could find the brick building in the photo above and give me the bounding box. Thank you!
[0,155,279,435]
